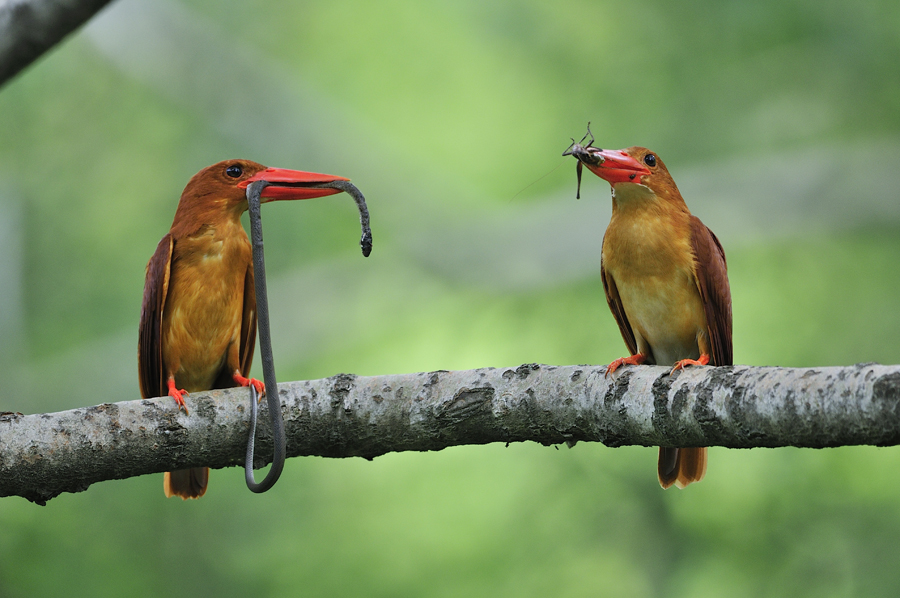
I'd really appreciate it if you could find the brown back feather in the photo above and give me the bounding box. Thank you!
[600,246,638,358]
[239,262,257,377]
[689,216,733,366]
[138,234,173,399]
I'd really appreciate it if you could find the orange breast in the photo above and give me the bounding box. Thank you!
[161,225,251,391]
[602,201,707,366]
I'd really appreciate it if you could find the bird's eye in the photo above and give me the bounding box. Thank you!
[643,154,657,167]
[225,164,243,178]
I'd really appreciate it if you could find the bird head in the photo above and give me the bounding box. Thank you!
[582,146,678,191]
[565,138,683,206]
[182,159,348,206]
[172,159,351,232]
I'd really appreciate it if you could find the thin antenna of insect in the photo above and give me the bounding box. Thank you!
[509,159,567,201]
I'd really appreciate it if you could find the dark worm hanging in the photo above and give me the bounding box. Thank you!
[243,178,372,493]
[308,179,373,257]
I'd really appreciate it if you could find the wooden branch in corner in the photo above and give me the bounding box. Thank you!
[0,0,114,88]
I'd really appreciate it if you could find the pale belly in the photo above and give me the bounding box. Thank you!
[615,270,706,366]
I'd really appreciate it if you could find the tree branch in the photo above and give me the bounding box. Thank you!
[0,0,114,88]
[3,363,899,504]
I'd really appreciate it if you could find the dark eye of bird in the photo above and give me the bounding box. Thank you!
[644,154,657,167]
[225,164,243,178]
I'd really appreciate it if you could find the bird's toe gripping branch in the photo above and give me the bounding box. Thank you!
[233,371,265,398]
[166,377,190,413]
[605,353,647,377]
[670,354,710,375]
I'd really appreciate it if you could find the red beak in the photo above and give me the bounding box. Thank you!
[583,149,651,186]
[238,167,350,201]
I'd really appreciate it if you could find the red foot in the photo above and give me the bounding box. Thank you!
[670,353,710,375]
[605,353,647,377]
[167,377,189,414]
[233,371,265,398]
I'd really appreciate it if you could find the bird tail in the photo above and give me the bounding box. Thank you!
[164,468,209,499]
[658,447,707,489]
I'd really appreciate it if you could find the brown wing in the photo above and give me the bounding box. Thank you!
[689,216,733,366]
[138,235,173,399]
[239,262,257,376]
[601,251,638,357]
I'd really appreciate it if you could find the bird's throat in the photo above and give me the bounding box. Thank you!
[610,182,657,210]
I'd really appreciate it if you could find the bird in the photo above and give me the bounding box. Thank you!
[565,138,732,489]
[138,159,350,499]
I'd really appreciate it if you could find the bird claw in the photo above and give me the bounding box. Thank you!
[669,354,710,375]
[167,382,190,414]
[233,372,265,399]
[605,353,646,377]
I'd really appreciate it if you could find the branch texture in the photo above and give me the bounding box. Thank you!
[3,363,900,503]
[0,0,114,88]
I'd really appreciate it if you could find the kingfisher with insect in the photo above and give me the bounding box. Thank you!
[564,124,733,489]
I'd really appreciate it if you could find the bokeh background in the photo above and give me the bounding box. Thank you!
[3,0,900,596]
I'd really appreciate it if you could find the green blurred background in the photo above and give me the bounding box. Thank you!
[2,0,900,596]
